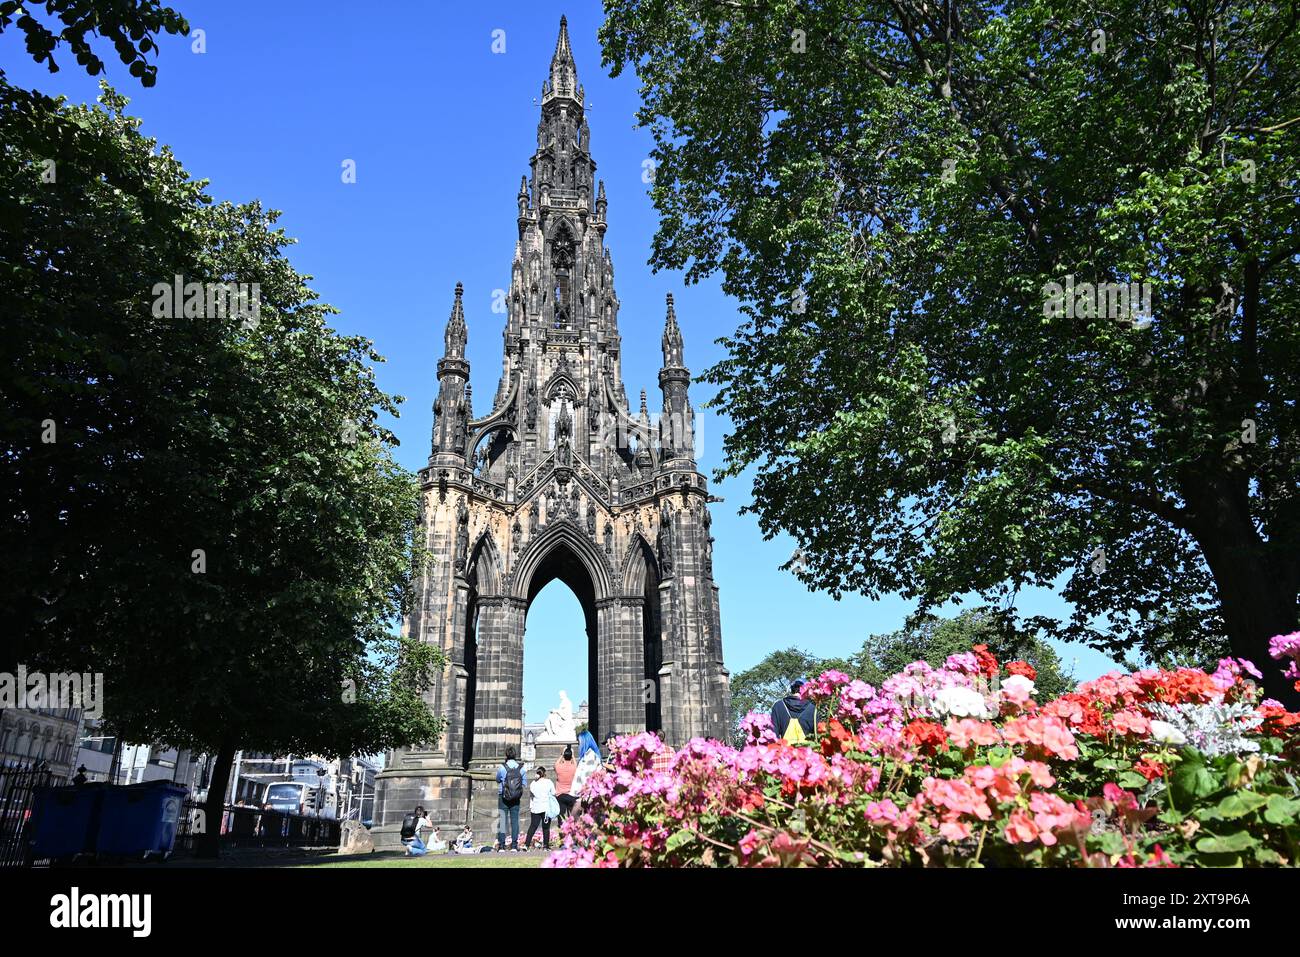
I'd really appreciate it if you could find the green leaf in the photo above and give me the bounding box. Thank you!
[665,829,695,851]
[1215,791,1269,820]
[1264,794,1300,826]
[1171,751,1222,808]
[1194,831,1258,854]
[1116,771,1148,790]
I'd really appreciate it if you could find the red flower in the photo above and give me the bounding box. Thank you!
[1006,660,1038,682]
[1134,669,1219,706]
[972,644,1000,679]
[1258,704,1300,737]
[903,719,948,754]
[820,718,856,757]
[1132,760,1165,781]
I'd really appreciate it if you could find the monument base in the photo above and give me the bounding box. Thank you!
[371,767,496,851]
[530,740,577,770]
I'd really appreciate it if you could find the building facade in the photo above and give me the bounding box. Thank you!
[373,17,729,845]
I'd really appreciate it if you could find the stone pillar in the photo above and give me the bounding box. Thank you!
[468,596,527,766]
[597,596,646,736]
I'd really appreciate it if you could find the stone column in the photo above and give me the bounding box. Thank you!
[596,596,646,736]
[468,596,527,766]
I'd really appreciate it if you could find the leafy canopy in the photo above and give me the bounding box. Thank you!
[0,80,442,759]
[601,0,1300,689]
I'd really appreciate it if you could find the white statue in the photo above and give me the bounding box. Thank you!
[538,690,577,742]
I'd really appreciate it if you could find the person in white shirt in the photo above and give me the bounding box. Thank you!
[427,825,448,853]
[524,766,557,850]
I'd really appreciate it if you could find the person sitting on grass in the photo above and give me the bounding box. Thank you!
[454,825,476,854]
[427,825,448,853]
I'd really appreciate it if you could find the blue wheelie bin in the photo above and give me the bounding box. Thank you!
[27,784,105,862]
[95,781,188,860]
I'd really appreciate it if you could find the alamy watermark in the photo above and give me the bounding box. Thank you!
[1042,275,1153,326]
[1,665,104,719]
[151,275,261,326]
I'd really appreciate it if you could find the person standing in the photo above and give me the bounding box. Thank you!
[495,745,527,851]
[570,729,603,799]
[524,767,557,850]
[770,680,817,743]
[553,745,577,821]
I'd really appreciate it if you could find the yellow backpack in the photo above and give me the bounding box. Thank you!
[782,719,806,744]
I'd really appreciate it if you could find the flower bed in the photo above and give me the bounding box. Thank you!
[546,637,1300,867]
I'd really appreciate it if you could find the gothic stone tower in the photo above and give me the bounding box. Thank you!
[373,17,729,845]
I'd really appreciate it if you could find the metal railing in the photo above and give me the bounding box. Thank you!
[173,801,341,853]
[0,761,54,868]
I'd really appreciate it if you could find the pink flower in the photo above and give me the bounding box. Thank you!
[1268,633,1300,681]
[939,820,973,841]
[946,718,1002,748]
[865,799,901,825]
[1110,709,1151,737]
[1000,673,1036,706]
[1002,715,1079,760]
[1004,810,1040,844]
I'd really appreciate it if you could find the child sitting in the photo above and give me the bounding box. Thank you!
[454,825,476,854]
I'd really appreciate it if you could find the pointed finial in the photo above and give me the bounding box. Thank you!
[549,14,577,93]
[662,292,684,365]
[444,282,467,358]
[639,389,648,416]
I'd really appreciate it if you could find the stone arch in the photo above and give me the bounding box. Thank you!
[467,530,504,594]
[621,534,665,732]
[620,531,658,594]
[511,520,615,603]
[457,529,504,769]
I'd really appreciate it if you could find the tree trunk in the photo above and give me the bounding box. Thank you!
[195,742,236,859]
[1185,474,1298,707]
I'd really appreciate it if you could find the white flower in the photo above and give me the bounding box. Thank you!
[1000,674,1036,705]
[932,685,992,719]
[1149,720,1187,746]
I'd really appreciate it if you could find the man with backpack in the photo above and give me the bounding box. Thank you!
[495,745,527,852]
[770,680,817,743]
[399,805,433,856]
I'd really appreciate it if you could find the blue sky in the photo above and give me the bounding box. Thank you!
[4,0,1122,722]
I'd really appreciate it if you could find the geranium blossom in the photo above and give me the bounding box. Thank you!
[547,641,1299,870]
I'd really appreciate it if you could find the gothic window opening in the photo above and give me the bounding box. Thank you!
[552,234,575,326]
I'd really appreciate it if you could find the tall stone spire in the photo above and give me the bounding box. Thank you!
[376,22,730,850]
[548,14,578,98]
[659,292,694,465]
[432,282,470,461]
[444,281,467,358]
[662,291,683,367]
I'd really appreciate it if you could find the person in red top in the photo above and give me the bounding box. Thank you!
[651,744,675,775]
[553,745,577,821]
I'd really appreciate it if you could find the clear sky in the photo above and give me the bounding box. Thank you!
[4,0,1122,723]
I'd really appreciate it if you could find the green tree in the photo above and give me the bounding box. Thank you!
[601,0,1300,702]
[851,608,1075,701]
[0,0,188,86]
[0,82,442,854]
[727,647,844,742]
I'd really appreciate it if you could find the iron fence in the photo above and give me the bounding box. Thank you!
[174,800,341,852]
[0,761,54,868]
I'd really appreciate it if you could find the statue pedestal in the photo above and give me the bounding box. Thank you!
[529,740,576,770]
